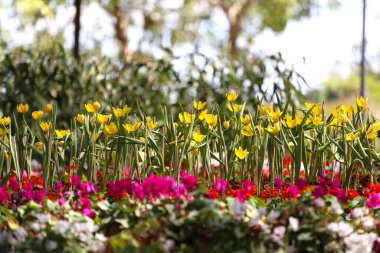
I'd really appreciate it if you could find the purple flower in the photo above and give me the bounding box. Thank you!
[237,190,248,203]
[312,186,327,198]
[335,188,347,204]
[58,198,65,206]
[274,178,284,189]
[243,180,255,192]
[215,179,228,193]
[82,207,95,219]
[331,178,341,190]
[296,179,308,190]
[366,192,380,209]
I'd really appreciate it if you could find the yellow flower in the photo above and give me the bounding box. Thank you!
[367,131,377,140]
[0,117,10,126]
[346,132,359,141]
[97,114,111,124]
[192,131,206,143]
[95,132,102,141]
[104,122,118,138]
[266,122,281,135]
[281,114,299,129]
[40,122,52,132]
[17,103,29,113]
[76,114,85,125]
[241,125,254,137]
[235,146,249,160]
[85,103,96,113]
[341,105,355,118]
[241,114,251,125]
[112,105,132,118]
[310,115,324,126]
[305,102,323,116]
[267,108,282,122]
[227,103,242,112]
[193,101,207,110]
[35,142,43,151]
[44,104,53,114]
[357,96,368,108]
[226,91,238,102]
[223,120,230,130]
[4,151,8,159]
[146,117,158,129]
[139,137,146,143]
[198,109,208,121]
[32,111,44,121]
[205,114,218,127]
[123,122,143,133]
[179,112,195,124]
[55,129,71,137]
[93,101,101,111]
[0,128,8,137]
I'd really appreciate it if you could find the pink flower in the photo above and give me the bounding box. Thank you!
[274,178,284,189]
[215,179,228,193]
[0,186,9,204]
[366,192,380,209]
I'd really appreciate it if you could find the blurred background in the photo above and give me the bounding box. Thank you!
[0,0,379,123]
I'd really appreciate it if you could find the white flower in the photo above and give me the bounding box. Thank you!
[331,199,343,215]
[361,217,374,231]
[327,221,353,238]
[54,220,69,235]
[267,211,280,223]
[314,198,325,208]
[271,226,286,245]
[351,207,366,219]
[232,200,247,219]
[344,232,378,253]
[45,240,58,251]
[288,217,299,232]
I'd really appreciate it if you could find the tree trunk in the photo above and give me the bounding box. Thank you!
[113,4,132,61]
[73,0,81,61]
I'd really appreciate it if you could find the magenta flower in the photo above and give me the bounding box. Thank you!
[215,179,228,193]
[0,186,9,204]
[312,186,326,198]
[367,192,380,209]
[274,178,284,189]
[55,181,63,192]
[33,188,47,205]
[296,178,308,190]
[287,186,300,198]
[71,175,80,187]
[180,171,198,190]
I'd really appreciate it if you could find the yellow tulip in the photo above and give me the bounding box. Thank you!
[0,128,8,137]
[85,103,96,113]
[97,114,111,124]
[311,115,324,126]
[193,101,207,110]
[205,114,218,127]
[235,146,249,160]
[17,103,29,113]
[266,122,281,135]
[104,122,118,138]
[223,120,230,130]
[146,117,158,129]
[179,112,195,124]
[192,131,206,143]
[241,125,254,137]
[357,96,368,108]
[55,129,71,137]
[241,114,251,125]
[112,105,132,118]
[123,122,142,133]
[44,104,53,114]
[227,103,242,112]
[346,132,359,141]
[267,108,282,122]
[93,101,101,111]
[76,114,85,125]
[0,117,10,126]
[198,109,208,121]
[226,91,238,102]
[32,111,44,121]
[35,142,43,151]
[40,122,52,132]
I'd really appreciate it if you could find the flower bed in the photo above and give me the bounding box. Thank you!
[1,94,380,251]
